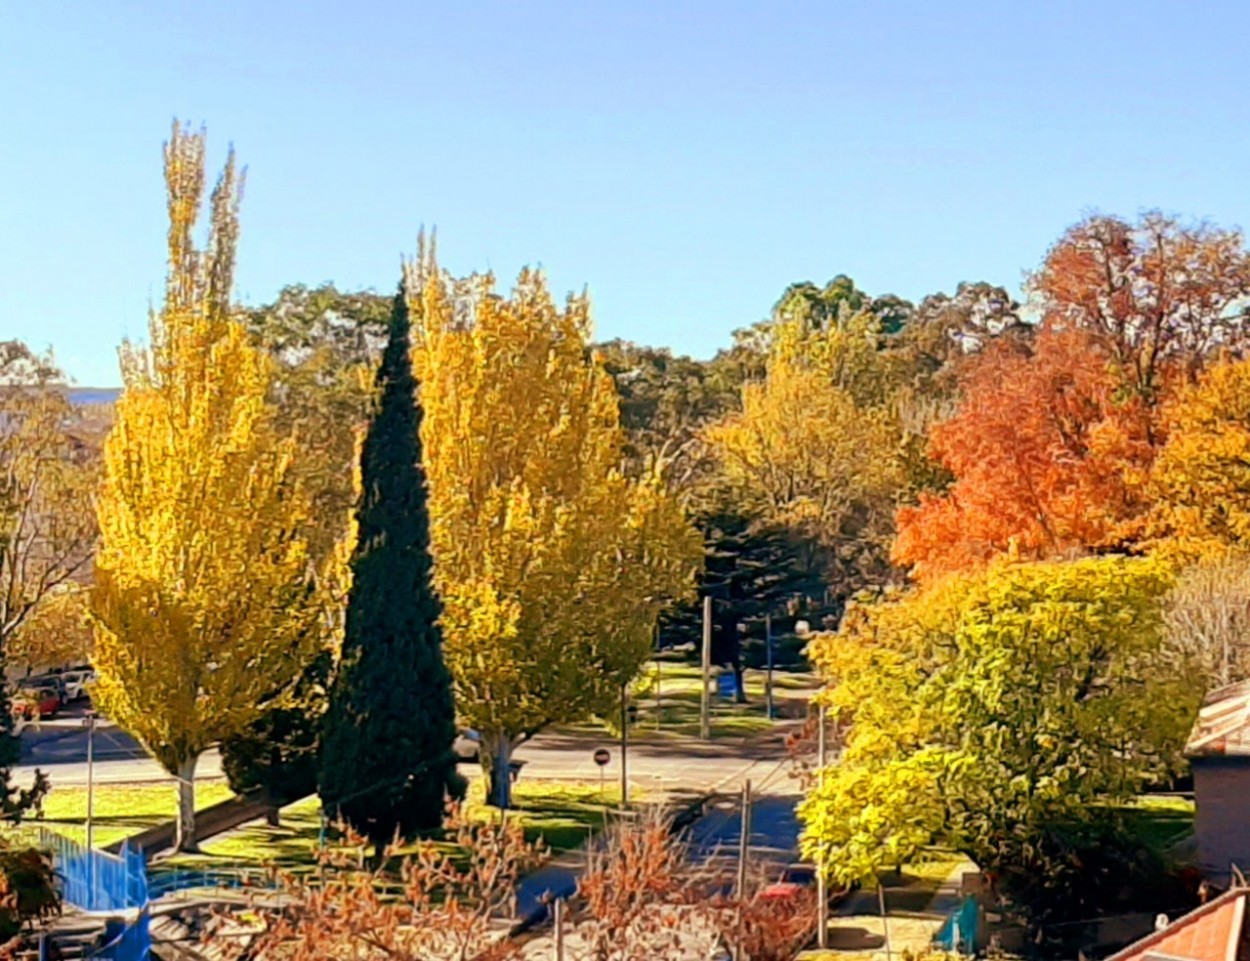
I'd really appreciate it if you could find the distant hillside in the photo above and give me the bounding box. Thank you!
[68,387,121,406]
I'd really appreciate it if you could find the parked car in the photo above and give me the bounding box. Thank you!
[59,669,95,702]
[759,863,854,906]
[16,687,61,720]
[26,675,67,703]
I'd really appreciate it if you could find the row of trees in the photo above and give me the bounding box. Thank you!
[84,123,702,849]
[795,215,1250,929]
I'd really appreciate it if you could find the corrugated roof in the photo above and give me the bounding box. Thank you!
[1107,889,1247,961]
[1186,682,1250,759]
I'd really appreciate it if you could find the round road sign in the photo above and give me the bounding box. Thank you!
[593,748,611,767]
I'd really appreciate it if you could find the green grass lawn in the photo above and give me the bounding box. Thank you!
[566,660,816,740]
[13,779,236,849]
[1120,794,1195,851]
[164,778,626,875]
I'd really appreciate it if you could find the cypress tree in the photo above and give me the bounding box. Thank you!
[318,283,459,849]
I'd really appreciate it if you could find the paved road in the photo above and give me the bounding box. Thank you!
[514,748,803,922]
[14,706,796,793]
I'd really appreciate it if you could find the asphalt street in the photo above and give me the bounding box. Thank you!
[14,705,796,793]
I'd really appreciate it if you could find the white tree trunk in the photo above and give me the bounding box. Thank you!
[174,753,199,852]
[486,733,513,809]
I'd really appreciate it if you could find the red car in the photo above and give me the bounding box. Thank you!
[760,864,854,906]
[15,687,61,720]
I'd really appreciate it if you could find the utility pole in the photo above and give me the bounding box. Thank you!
[654,621,662,731]
[700,595,712,740]
[765,614,774,720]
[83,711,97,850]
[817,702,828,949]
[736,779,753,898]
[880,883,893,961]
[620,682,629,808]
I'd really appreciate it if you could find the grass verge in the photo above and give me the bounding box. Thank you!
[164,778,627,873]
[10,779,236,849]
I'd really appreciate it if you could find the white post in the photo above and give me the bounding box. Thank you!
[553,897,565,961]
[817,702,828,949]
[700,596,712,741]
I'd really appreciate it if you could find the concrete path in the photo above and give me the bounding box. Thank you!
[810,858,978,959]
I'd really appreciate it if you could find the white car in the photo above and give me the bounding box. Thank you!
[60,669,95,702]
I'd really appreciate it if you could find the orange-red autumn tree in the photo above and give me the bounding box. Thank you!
[894,213,1250,583]
[1034,212,1250,405]
[893,328,1153,582]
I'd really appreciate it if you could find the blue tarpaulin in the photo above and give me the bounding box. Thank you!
[933,895,979,954]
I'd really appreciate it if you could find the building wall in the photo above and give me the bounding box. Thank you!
[1194,758,1250,882]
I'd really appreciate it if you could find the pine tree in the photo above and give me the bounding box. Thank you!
[661,509,823,698]
[318,284,459,848]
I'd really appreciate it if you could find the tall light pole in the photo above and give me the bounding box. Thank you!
[817,702,828,949]
[620,682,629,809]
[83,710,97,852]
[700,595,712,741]
[765,614,774,721]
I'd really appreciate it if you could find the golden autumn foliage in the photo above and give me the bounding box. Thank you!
[91,123,325,849]
[9,584,91,673]
[0,343,97,650]
[405,246,702,804]
[1150,355,1250,559]
[705,314,905,592]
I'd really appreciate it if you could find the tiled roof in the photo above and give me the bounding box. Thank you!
[1107,890,1247,961]
[1187,682,1250,759]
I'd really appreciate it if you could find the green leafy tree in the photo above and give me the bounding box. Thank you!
[318,285,459,847]
[800,556,1200,921]
[595,339,737,488]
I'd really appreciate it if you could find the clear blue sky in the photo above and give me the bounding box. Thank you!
[5,1,1250,387]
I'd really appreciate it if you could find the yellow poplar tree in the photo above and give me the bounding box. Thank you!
[1151,355,1250,559]
[406,245,702,806]
[92,123,322,850]
[704,329,905,593]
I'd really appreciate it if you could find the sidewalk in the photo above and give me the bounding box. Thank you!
[802,858,978,960]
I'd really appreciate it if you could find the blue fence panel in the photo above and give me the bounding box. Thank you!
[39,829,150,960]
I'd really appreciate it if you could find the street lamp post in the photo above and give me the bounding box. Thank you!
[620,683,629,809]
[83,711,97,852]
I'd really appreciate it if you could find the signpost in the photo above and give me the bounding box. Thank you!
[593,747,610,795]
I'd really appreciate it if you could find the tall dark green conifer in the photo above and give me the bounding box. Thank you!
[318,283,458,848]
